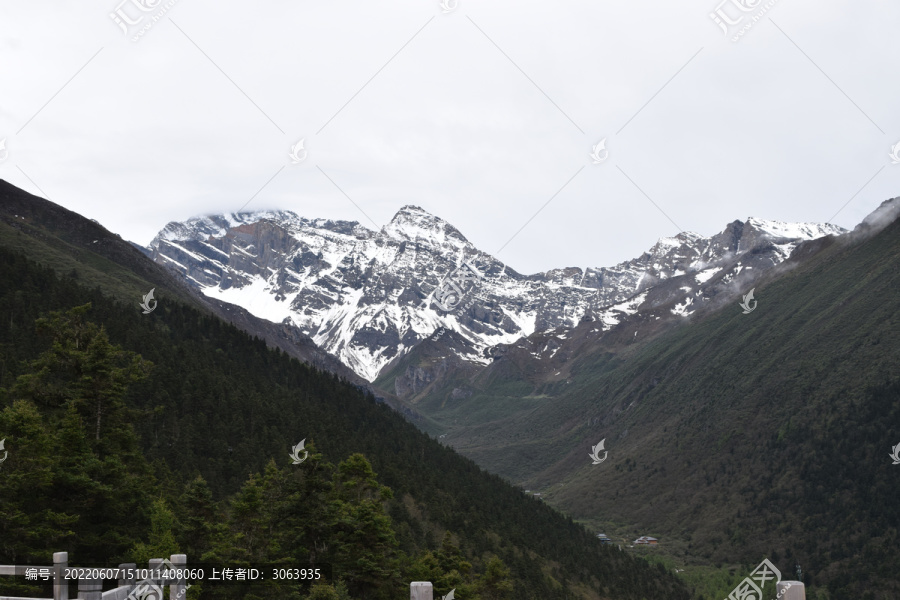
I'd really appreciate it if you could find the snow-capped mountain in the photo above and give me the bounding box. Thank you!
[148,207,845,381]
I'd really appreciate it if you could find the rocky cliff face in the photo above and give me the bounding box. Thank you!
[149,206,845,381]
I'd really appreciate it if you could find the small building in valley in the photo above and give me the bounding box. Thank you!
[634,536,658,545]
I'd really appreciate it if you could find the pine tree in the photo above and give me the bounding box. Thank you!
[326,454,402,600]
[265,441,334,564]
[475,556,514,600]
[177,476,219,561]
[130,498,180,563]
[4,305,156,562]
[0,400,77,563]
[207,469,270,565]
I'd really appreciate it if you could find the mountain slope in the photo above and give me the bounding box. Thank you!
[0,240,690,600]
[0,180,363,383]
[150,205,843,381]
[379,197,900,598]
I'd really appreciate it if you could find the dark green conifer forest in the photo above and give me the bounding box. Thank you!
[0,246,688,600]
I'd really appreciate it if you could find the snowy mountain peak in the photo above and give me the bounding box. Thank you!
[148,206,850,381]
[391,205,431,220]
[149,210,304,249]
[383,205,469,246]
[650,231,703,254]
[743,216,845,240]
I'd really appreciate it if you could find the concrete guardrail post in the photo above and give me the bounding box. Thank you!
[168,555,186,600]
[777,580,805,600]
[53,552,68,600]
[148,559,164,598]
[77,575,102,600]
[118,563,136,591]
[410,581,433,600]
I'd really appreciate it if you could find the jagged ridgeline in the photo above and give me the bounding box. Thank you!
[0,183,689,600]
[148,204,845,383]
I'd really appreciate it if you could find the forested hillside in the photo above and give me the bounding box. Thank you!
[0,245,689,600]
[0,180,364,383]
[379,203,900,599]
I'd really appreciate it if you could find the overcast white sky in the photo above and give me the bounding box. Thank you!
[1,0,898,274]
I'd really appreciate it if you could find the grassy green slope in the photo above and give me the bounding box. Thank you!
[0,180,199,309]
[391,218,900,598]
[0,219,151,301]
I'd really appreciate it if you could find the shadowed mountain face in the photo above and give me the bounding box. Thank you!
[149,204,844,381]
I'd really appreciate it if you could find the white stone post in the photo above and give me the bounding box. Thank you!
[777,580,805,600]
[118,563,136,590]
[77,576,102,600]
[149,558,164,599]
[53,552,68,600]
[410,581,433,600]
[168,555,186,600]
